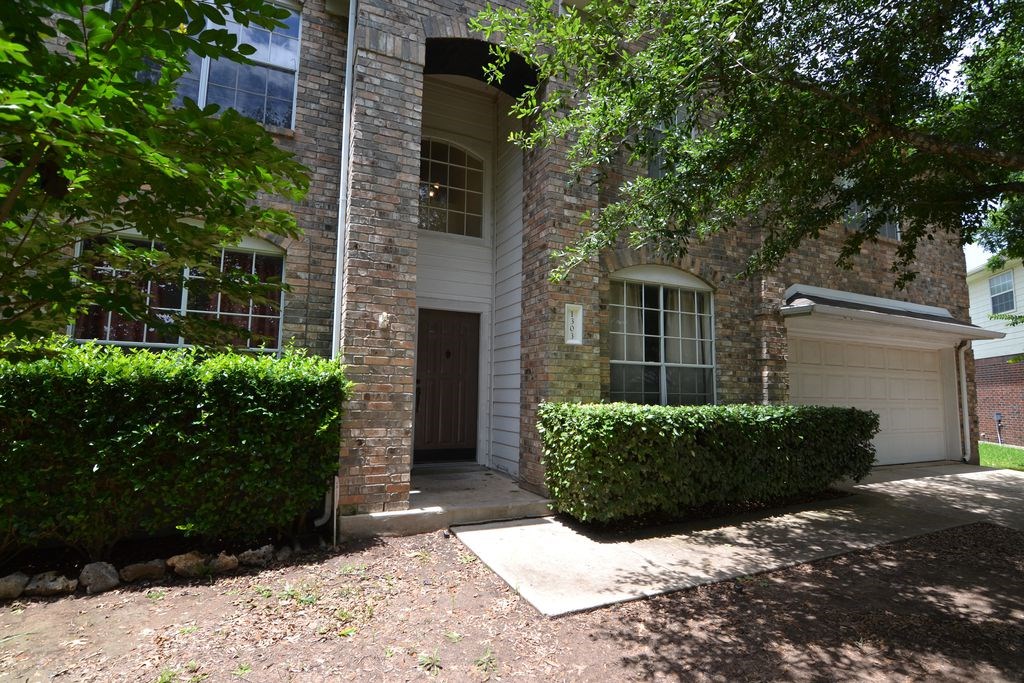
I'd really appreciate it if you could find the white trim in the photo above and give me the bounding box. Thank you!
[784,283,952,318]
[608,276,717,405]
[988,270,1016,314]
[181,1,302,129]
[72,238,287,351]
[967,257,1020,279]
[782,302,1003,344]
[80,224,285,256]
[419,130,493,246]
[413,300,493,470]
[613,265,712,291]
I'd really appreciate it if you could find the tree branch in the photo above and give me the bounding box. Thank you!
[0,0,147,226]
[781,77,1024,172]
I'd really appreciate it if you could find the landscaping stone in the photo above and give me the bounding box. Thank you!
[238,545,274,567]
[166,551,208,578]
[119,559,166,583]
[79,562,119,595]
[0,572,30,600]
[275,546,292,563]
[24,572,77,597]
[209,553,238,574]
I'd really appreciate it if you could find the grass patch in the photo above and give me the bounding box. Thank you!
[979,441,1024,471]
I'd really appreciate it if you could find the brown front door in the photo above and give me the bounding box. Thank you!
[414,309,479,463]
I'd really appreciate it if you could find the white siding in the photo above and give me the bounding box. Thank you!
[489,97,523,476]
[968,260,1024,359]
[416,76,523,475]
[418,78,496,305]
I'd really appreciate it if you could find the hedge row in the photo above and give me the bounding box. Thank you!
[537,402,879,523]
[0,336,350,560]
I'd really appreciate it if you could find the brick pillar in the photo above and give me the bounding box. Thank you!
[755,274,791,404]
[338,10,425,512]
[518,141,603,495]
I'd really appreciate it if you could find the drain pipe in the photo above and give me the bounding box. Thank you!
[957,340,971,463]
[314,0,359,542]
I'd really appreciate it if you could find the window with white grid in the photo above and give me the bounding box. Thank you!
[609,279,715,405]
[175,4,300,128]
[990,271,1015,314]
[418,139,485,238]
[74,239,285,350]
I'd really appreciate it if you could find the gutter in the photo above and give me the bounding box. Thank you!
[958,341,972,463]
[781,302,1004,340]
[315,0,359,540]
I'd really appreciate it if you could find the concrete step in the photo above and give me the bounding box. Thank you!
[337,498,552,539]
[337,465,552,538]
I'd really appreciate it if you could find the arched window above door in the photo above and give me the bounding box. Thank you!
[418,138,484,238]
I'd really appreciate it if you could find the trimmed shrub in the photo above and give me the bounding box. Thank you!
[0,336,350,559]
[537,402,879,523]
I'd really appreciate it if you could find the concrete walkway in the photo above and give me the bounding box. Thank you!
[453,464,1024,616]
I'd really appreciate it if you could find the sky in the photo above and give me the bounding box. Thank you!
[964,243,992,272]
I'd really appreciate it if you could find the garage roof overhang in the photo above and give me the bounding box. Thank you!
[781,284,1005,350]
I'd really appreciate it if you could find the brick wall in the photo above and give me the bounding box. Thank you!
[282,0,981,507]
[270,0,350,357]
[976,354,1024,447]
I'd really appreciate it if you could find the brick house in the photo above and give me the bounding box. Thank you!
[968,259,1024,446]
[76,0,1001,513]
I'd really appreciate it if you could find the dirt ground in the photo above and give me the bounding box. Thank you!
[2,522,1023,682]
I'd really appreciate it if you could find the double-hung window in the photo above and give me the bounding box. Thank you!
[990,271,1015,314]
[609,272,716,405]
[74,239,286,351]
[176,5,301,128]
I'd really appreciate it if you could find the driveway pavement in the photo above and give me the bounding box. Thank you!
[453,464,1024,616]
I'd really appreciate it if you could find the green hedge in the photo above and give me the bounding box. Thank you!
[0,336,350,559]
[537,402,879,523]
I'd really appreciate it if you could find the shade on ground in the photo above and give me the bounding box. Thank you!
[453,467,1024,616]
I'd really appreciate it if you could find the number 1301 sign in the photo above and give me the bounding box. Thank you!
[565,304,583,345]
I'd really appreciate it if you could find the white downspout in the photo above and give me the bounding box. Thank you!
[958,341,972,463]
[314,0,359,540]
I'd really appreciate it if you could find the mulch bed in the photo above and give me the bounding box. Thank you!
[2,522,1023,681]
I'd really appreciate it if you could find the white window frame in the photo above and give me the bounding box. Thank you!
[989,270,1015,314]
[418,137,487,240]
[106,0,302,129]
[71,236,287,352]
[608,266,717,406]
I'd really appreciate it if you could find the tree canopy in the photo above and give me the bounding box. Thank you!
[0,0,309,341]
[473,0,1024,285]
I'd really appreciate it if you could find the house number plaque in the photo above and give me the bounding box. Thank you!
[565,304,583,345]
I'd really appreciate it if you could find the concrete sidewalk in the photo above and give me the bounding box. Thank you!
[453,465,1024,616]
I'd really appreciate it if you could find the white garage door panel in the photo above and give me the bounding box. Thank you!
[790,338,949,465]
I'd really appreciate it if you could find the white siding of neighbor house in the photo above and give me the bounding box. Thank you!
[968,259,1024,359]
[489,96,523,476]
[417,76,523,474]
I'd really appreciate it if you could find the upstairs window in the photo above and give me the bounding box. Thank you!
[175,5,301,128]
[418,139,484,238]
[609,272,715,405]
[74,239,285,351]
[845,200,900,240]
[990,271,1015,314]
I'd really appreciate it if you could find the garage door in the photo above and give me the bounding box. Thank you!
[789,337,947,465]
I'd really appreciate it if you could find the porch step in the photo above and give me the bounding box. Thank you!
[336,465,552,539]
[336,498,552,539]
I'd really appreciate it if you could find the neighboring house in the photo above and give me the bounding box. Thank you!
[74,0,1000,513]
[968,259,1024,445]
